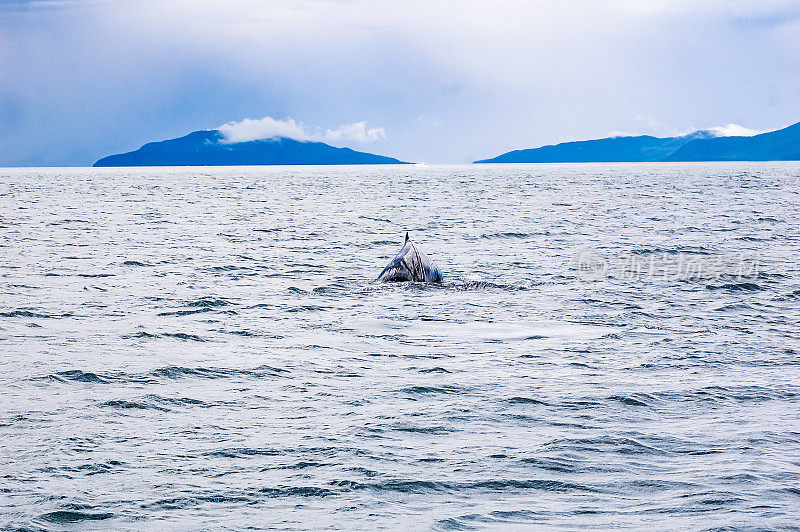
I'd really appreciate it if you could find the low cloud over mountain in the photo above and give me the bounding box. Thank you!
[218,117,385,145]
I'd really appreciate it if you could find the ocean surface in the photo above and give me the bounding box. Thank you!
[1,163,799,530]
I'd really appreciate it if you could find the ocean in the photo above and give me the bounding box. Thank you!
[1,163,799,529]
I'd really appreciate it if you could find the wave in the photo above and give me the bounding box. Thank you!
[151,366,236,379]
[398,385,462,395]
[161,332,205,341]
[203,447,281,459]
[435,510,539,530]
[143,494,256,510]
[148,394,210,407]
[98,395,219,412]
[126,331,159,338]
[629,246,712,255]
[157,308,214,317]
[0,309,73,319]
[246,303,274,309]
[480,232,538,239]
[47,370,111,384]
[670,385,800,403]
[38,510,114,524]
[713,302,753,311]
[608,394,651,407]
[278,460,326,470]
[45,460,126,477]
[259,486,336,498]
[507,396,549,405]
[135,478,592,505]
[419,367,451,373]
[206,265,250,272]
[99,399,169,412]
[286,305,330,313]
[186,298,231,307]
[124,330,215,340]
[542,436,669,455]
[152,364,288,380]
[392,279,537,292]
[392,425,455,434]
[222,329,256,336]
[327,478,595,494]
[518,457,585,473]
[706,282,763,291]
[36,364,290,386]
[451,280,535,291]
[358,215,395,224]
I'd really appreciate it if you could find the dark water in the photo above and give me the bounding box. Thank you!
[1,163,799,530]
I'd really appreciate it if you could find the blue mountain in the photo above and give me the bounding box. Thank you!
[94,130,408,166]
[666,121,800,161]
[475,121,800,163]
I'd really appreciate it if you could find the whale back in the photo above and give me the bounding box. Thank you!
[377,236,442,283]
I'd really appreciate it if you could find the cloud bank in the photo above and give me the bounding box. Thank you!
[707,124,761,137]
[218,116,386,145]
[607,122,764,139]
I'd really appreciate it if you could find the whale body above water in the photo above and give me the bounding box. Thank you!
[377,233,443,283]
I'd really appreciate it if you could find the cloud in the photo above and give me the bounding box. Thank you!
[218,116,385,145]
[218,116,308,143]
[707,123,762,137]
[324,122,386,143]
[607,122,767,139]
[620,116,766,138]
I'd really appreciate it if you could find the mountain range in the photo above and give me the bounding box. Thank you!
[475,121,800,163]
[93,120,800,166]
[94,130,407,166]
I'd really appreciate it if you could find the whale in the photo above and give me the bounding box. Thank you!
[377,233,443,283]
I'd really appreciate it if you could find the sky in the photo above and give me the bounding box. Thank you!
[1,0,800,165]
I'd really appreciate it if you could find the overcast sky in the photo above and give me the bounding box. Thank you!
[2,0,800,165]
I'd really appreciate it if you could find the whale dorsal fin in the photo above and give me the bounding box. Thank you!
[405,232,409,242]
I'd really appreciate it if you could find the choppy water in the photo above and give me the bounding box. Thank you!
[1,163,799,530]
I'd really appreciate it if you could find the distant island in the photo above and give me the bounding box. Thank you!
[94,130,408,166]
[475,121,800,163]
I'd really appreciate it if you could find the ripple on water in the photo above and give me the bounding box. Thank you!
[38,510,114,524]
[0,310,73,319]
[706,282,763,291]
[45,370,112,384]
[99,399,170,412]
[32,364,291,387]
